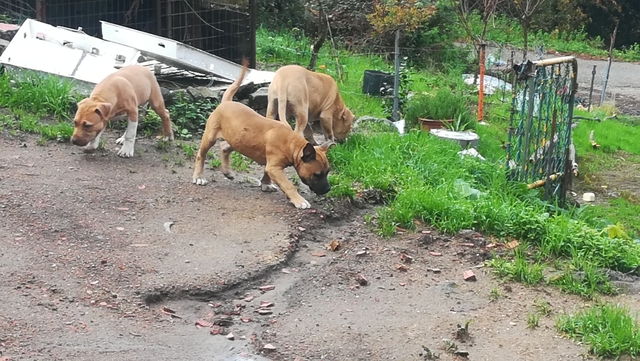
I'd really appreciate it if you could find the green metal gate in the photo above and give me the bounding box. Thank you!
[506,56,578,204]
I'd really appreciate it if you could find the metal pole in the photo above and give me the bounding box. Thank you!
[600,20,618,106]
[392,29,400,122]
[588,65,597,111]
[478,43,486,122]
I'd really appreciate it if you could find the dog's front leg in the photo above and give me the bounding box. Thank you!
[265,164,310,209]
[83,128,105,153]
[116,111,138,158]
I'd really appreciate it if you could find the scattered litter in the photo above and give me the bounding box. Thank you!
[396,264,408,272]
[356,250,368,257]
[458,148,486,161]
[258,285,275,292]
[454,179,485,200]
[163,221,174,233]
[298,227,306,231]
[263,344,276,351]
[241,317,251,323]
[128,331,142,337]
[162,306,175,314]
[281,268,291,274]
[260,301,274,308]
[463,270,477,281]
[226,332,235,341]
[257,309,273,315]
[116,227,124,231]
[583,192,596,202]
[244,295,254,302]
[210,326,223,335]
[326,239,340,251]
[195,319,213,328]
[428,268,441,274]
[462,74,512,95]
[505,240,519,249]
[138,185,146,190]
[429,252,442,257]
[311,251,326,257]
[460,243,475,247]
[116,207,129,211]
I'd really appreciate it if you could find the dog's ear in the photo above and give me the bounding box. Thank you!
[318,140,336,152]
[94,103,112,119]
[301,143,317,163]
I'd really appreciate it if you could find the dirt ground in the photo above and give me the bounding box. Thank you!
[2,54,640,361]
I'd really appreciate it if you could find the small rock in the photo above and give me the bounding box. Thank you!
[259,285,275,292]
[257,309,273,315]
[463,270,476,281]
[357,274,368,286]
[260,301,274,308]
[356,250,368,257]
[226,332,235,340]
[429,251,442,256]
[263,343,276,351]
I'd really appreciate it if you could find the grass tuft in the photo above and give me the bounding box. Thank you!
[556,303,640,358]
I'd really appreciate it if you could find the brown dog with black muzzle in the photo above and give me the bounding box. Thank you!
[192,60,334,209]
[266,65,354,145]
[70,65,173,157]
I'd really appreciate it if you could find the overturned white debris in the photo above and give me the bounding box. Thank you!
[100,21,274,86]
[0,18,274,93]
[0,19,141,89]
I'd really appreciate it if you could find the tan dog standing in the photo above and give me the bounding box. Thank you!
[192,60,334,209]
[266,65,354,144]
[71,65,173,157]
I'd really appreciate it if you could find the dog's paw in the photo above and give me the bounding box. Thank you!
[163,133,174,142]
[292,197,311,209]
[193,177,208,186]
[222,171,235,180]
[117,144,135,158]
[261,183,279,192]
[115,135,125,145]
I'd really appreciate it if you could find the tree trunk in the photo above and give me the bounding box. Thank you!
[308,30,326,70]
[522,20,529,61]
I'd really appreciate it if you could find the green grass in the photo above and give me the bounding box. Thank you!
[556,303,640,358]
[0,71,77,141]
[328,130,640,275]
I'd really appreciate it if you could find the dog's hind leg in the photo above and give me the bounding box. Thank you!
[219,141,235,180]
[192,119,219,185]
[149,86,174,141]
[260,171,279,192]
[266,97,278,120]
[277,92,294,130]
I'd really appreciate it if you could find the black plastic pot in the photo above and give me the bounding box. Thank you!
[362,70,394,96]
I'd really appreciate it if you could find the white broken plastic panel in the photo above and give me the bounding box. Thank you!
[0,18,141,86]
[100,21,274,86]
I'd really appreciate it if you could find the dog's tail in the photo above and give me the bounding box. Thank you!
[221,58,249,103]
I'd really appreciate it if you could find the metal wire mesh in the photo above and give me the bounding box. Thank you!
[506,57,577,204]
[0,0,35,23]
[0,0,256,65]
[159,0,254,66]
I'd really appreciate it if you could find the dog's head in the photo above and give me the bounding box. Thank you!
[70,98,112,147]
[294,140,335,195]
[333,107,355,143]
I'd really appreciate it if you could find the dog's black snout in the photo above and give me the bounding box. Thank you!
[313,184,331,196]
